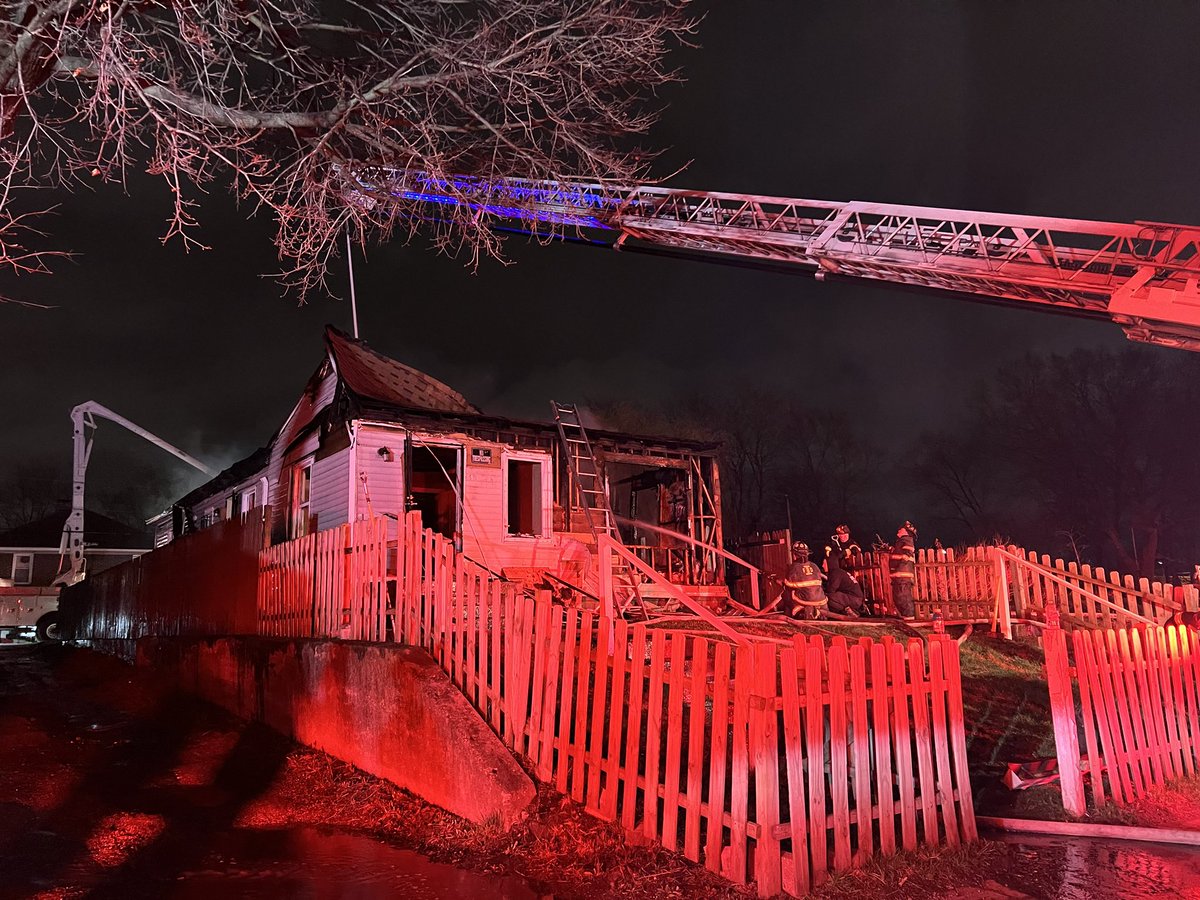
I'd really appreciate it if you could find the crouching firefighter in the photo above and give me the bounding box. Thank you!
[888,520,918,619]
[824,544,866,617]
[784,541,828,620]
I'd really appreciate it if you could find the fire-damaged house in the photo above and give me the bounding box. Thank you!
[155,326,729,606]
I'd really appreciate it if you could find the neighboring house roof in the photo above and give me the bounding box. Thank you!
[174,446,272,511]
[326,325,482,415]
[0,509,153,550]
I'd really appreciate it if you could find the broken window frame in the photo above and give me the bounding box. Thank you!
[504,450,550,539]
[289,457,314,539]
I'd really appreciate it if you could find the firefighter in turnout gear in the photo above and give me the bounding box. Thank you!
[829,524,861,562]
[889,521,917,618]
[824,543,866,616]
[784,541,828,619]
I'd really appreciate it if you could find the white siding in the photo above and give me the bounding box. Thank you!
[186,472,268,530]
[264,361,338,542]
[459,442,589,581]
[353,424,407,520]
[311,446,350,531]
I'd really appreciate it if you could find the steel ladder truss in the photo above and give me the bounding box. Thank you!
[352,169,1200,351]
[550,401,646,617]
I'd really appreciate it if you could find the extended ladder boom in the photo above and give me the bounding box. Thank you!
[353,169,1200,351]
[55,401,218,587]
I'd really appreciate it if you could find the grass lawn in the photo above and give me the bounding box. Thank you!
[952,626,1200,830]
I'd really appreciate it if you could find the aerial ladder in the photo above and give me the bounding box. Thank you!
[53,401,218,587]
[350,169,1200,352]
[347,169,1200,622]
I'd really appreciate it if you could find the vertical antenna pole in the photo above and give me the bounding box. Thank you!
[346,230,360,339]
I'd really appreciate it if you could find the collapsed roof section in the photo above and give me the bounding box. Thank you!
[325,325,481,415]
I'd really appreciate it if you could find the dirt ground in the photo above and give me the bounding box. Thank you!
[0,641,1141,900]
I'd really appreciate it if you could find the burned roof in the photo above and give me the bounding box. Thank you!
[354,400,721,455]
[325,325,481,415]
[326,326,716,451]
[175,446,271,510]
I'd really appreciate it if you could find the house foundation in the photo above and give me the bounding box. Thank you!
[134,635,536,830]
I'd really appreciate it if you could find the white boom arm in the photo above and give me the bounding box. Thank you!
[54,401,217,587]
[352,170,1200,351]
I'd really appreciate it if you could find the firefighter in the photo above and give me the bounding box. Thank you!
[783,541,828,619]
[889,520,918,618]
[829,523,862,562]
[824,544,866,617]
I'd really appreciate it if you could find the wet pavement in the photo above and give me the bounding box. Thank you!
[0,643,539,899]
[16,821,537,899]
[5,641,1200,899]
[981,833,1200,899]
[74,825,535,899]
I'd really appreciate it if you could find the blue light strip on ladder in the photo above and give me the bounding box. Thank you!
[364,171,636,229]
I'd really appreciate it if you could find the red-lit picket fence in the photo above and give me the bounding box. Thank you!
[995,549,1188,631]
[913,547,996,621]
[847,545,1194,634]
[845,547,996,621]
[1044,621,1200,816]
[256,513,977,895]
[256,518,388,640]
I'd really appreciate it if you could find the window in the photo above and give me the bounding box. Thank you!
[290,460,313,538]
[11,553,33,585]
[240,488,257,515]
[506,458,544,537]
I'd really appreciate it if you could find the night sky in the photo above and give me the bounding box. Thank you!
[4,2,1200,521]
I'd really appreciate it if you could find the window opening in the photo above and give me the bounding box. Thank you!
[290,460,313,538]
[507,459,543,537]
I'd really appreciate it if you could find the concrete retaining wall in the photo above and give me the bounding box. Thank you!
[135,636,535,830]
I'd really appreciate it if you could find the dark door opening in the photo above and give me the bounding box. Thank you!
[410,444,460,541]
[607,462,689,543]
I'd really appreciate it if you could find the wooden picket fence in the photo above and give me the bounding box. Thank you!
[1044,621,1200,816]
[846,544,1195,632]
[913,547,995,621]
[256,517,389,640]
[996,548,1189,630]
[249,513,977,896]
[844,547,996,622]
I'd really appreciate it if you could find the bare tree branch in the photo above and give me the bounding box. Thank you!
[0,0,696,301]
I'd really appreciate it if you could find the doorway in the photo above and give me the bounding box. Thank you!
[410,443,461,542]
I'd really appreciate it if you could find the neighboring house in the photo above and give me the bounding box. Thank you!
[162,325,727,601]
[0,509,152,587]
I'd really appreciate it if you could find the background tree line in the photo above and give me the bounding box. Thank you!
[592,345,1200,579]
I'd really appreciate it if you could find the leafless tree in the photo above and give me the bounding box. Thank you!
[0,0,694,299]
[0,461,67,529]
